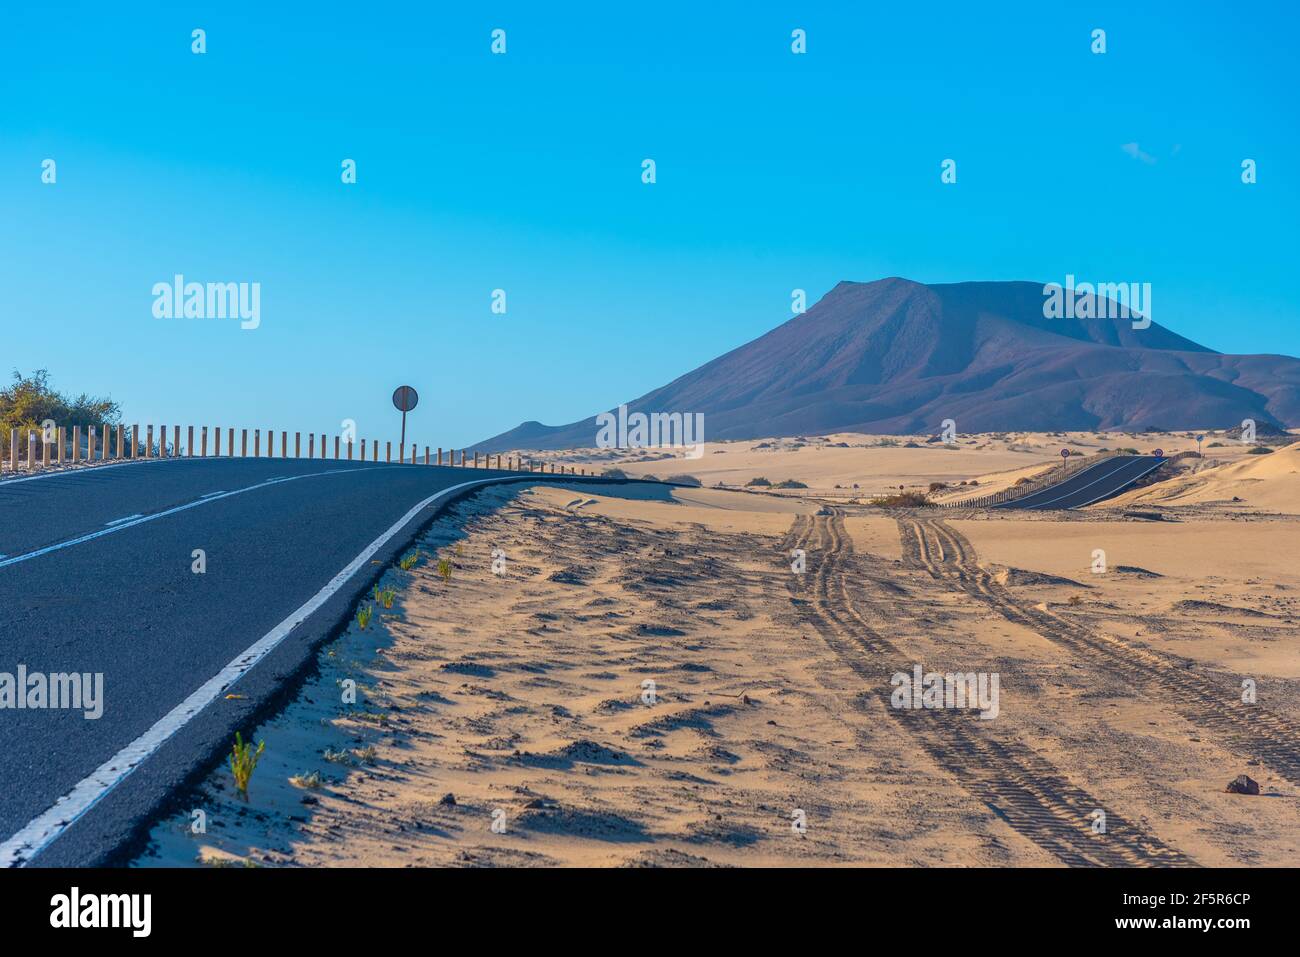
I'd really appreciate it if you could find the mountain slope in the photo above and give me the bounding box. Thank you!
[474,278,1300,450]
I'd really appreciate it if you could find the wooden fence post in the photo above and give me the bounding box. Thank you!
[360,438,366,460]
[87,425,96,462]
[437,447,442,466]
[227,428,234,456]
[187,426,194,456]
[28,430,37,470]
[335,436,340,459]
[240,429,248,457]
[386,441,391,463]
[348,440,354,460]
[425,447,430,465]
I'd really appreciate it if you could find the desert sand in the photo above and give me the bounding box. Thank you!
[134,434,1300,868]
[522,429,1283,501]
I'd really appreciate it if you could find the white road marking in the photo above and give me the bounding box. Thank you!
[200,490,227,498]
[1019,457,1149,510]
[104,514,143,526]
[0,467,369,572]
[0,475,519,866]
[0,457,174,488]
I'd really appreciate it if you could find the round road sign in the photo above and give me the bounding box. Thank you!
[392,385,419,413]
[1060,448,1070,459]
[1153,448,1164,458]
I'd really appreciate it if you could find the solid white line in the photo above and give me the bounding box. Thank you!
[201,490,227,498]
[1073,460,1164,508]
[0,458,168,488]
[104,514,143,526]
[0,474,515,866]
[1015,457,1146,510]
[0,467,369,572]
[992,457,1116,509]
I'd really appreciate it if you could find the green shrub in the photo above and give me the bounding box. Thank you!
[0,370,120,458]
[868,491,931,508]
[229,732,265,799]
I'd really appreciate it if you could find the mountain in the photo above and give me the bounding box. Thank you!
[473,278,1300,450]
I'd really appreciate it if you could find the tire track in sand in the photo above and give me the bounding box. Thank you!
[900,517,1300,788]
[788,511,1192,867]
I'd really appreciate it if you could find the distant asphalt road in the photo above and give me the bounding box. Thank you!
[0,457,616,866]
[994,455,1166,510]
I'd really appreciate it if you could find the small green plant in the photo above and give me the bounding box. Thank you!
[229,732,265,799]
[290,770,322,789]
[437,558,452,582]
[357,604,373,630]
[372,586,396,609]
[774,479,808,489]
[745,477,772,487]
[398,551,419,571]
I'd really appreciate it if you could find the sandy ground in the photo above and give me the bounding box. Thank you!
[522,429,1288,501]
[134,455,1300,867]
[1101,441,1300,514]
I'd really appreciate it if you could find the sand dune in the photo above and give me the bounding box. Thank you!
[1102,441,1300,513]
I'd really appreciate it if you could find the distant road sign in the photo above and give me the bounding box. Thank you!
[1061,448,1070,459]
[392,386,419,413]
[1153,448,1164,458]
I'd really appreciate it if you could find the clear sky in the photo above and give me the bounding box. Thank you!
[2,1,1296,448]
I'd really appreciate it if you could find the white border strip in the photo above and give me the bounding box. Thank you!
[0,475,509,866]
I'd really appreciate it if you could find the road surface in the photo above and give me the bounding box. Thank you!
[0,457,631,866]
[994,455,1166,510]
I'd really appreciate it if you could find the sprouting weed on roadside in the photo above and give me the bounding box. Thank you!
[229,732,265,798]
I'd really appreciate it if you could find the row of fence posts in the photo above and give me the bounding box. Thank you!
[2,425,589,477]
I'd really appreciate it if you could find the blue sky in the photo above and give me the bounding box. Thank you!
[2,1,1296,448]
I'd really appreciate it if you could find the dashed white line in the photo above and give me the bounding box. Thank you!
[0,467,370,572]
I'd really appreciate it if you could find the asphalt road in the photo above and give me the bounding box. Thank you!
[994,455,1166,510]
[0,457,631,866]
